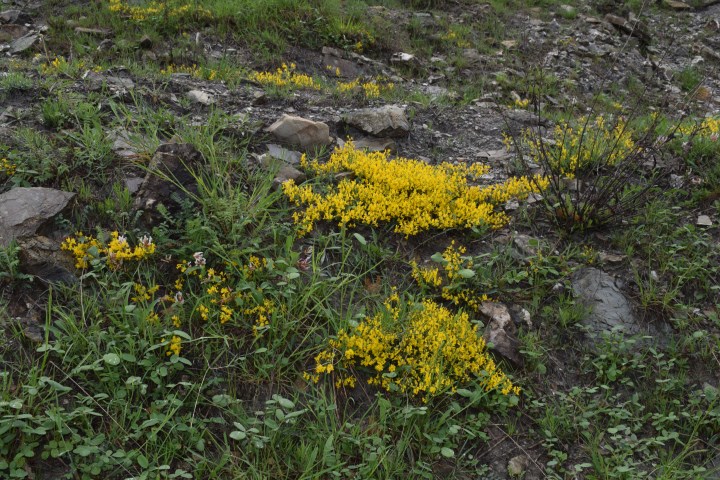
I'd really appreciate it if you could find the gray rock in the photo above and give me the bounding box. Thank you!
[267,144,302,165]
[139,34,152,49]
[187,89,214,105]
[480,302,522,365]
[83,71,134,91]
[354,136,397,153]
[343,105,410,138]
[273,164,306,189]
[571,268,644,338]
[0,10,31,24]
[697,214,713,226]
[0,187,75,247]
[266,114,332,148]
[507,454,530,477]
[0,24,28,42]
[9,32,38,54]
[322,46,363,78]
[74,27,111,37]
[18,236,77,284]
[124,176,144,194]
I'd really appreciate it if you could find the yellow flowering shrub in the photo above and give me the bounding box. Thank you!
[61,231,156,269]
[309,294,519,402]
[411,242,488,311]
[108,0,212,22]
[283,141,547,236]
[508,115,637,179]
[249,63,320,91]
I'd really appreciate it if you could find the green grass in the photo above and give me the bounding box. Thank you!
[2,0,720,478]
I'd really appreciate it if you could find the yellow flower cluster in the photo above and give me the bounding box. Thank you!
[160,63,217,81]
[310,295,519,401]
[0,158,16,176]
[412,242,489,311]
[336,78,394,99]
[131,282,160,303]
[164,335,182,356]
[677,116,720,139]
[283,141,547,236]
[176,253,275,334]
[441,30,472,48]
[510,115,637,179]
[513,97,530,109]
[248,63,320,91]
[40,57,85,77]
[61,232,156,269]
[108,0,212,22]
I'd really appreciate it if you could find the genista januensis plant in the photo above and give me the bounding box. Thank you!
[308,293,520,402]
[283,141,547,236]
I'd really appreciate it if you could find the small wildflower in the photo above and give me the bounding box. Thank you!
[193,252,206,266]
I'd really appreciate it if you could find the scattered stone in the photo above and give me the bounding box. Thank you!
[509,304,533,328]
[558,4,576,15]
[480,302,522,365]
[507,455,530,478]
[478,148,511,162]
[604,14,651,45]
[0,24,28,42]
[187,89,214,105]
[571,268,647,339]
[266,114,332,148]
[251,90,266,105]
[139,34,152,49]
[74,27,111,37]
[322,46,364,78]
[124,176,144,194]
[132,143,202,221]
[9,32,38,54]
[343,105,410,138]
[461,48,484,64]
[0,187,75,247]
[273,164,306,189]
[83,71,134,91]
[513,234,540,257]
[664,0,692,9]
[0,10,31,24]
[354,136,397,153]
[599,252,626,264]
[390,52,416,64]
[18,236,77,284]
[697,214,713,226]
[109,129,141,158]
[267,144,303,165]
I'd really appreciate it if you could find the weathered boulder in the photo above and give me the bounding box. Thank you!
[572,268,646,339]
[343,105,410,138]
[266,115,332,149]
[0,187,75,247]
[18,236,77,284]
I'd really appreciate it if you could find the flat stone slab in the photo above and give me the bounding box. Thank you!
[0,187,75,247]
[572,267,644,338]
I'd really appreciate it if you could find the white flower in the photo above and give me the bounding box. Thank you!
[193,252,206,266]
